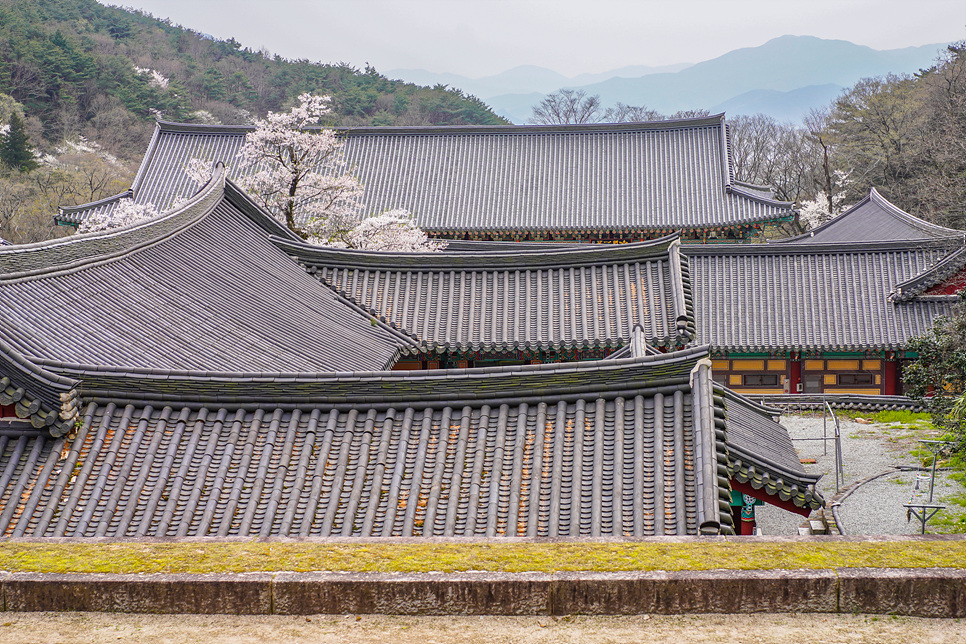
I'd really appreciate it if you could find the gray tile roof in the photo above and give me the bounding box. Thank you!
[0,347,737,538]
[891,246,966,303]
[723,391,822,510]
[59,115,793,234]
[776,188,965,245]
[275,235,695,353]
[684,240,960,353]
[0,165,412,378]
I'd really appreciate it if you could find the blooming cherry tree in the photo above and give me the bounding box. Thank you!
[334,209,447,252]
[184,94,441,251]
[78,198,158,233]
[798,170,851,230]
[237,93,363,241]
[184,157,214,186]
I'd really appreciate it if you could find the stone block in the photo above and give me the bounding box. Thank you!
[839,568,966,617]
[551,569,839,615]
[4,573,273,614]
[273,572,553,615]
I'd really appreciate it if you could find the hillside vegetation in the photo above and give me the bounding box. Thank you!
[0,0,506,243]
[0,0,506,161]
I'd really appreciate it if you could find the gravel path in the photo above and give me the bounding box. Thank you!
[754,412,960,535]
[0,613,963,644]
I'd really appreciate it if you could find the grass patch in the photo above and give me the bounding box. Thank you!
[840,410,932,427]
[932,493,966,534]
[0,541,965,575]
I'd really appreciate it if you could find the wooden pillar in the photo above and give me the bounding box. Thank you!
[789,353,802,393]
[884,358,899,395]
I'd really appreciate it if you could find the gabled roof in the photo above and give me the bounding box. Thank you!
[0,346,737,537]
[0,166,413,387]
[684,239,960,353]
[59,115,793,234]
[275,234,695,353]
[776,188,965,245]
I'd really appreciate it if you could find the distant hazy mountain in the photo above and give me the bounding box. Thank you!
[475,36,947,123]
[710,85,845,123]
[385,63,692,101]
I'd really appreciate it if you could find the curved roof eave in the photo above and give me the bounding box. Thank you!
[891,245,966,302]
[45,345,715,408]
[2,164,228,279]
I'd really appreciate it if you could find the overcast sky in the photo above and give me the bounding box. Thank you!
[103,0,966,78]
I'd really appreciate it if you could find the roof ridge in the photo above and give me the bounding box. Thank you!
[773,189,965,245]
[868,187,965,237]
[0,165,227,282]
[54,344,713,408]
[273,233,682,271]
[155,114,730,137]
[58,189,133,215]
[685,237,961,257]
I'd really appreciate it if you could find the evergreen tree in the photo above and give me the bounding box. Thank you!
[0,113,37,172]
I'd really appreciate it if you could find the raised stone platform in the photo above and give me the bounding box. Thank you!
[2,567,964,617]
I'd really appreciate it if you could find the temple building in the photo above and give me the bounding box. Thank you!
[57,115,795,243]
[0,166,823,538]
[8,112,965,538]
[690,190,965,396]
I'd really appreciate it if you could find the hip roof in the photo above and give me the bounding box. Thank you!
[61,115,793,233]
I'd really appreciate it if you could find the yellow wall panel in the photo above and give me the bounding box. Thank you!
[823,374,837,385]
[737,388,785,395]
[827,360,860,370]
[711,360,730,370]
[729,375,743,386]
[804,360,825,371]
[836,388,882,395]
[863,360,881,370]
[767,360,786,371]
[731,360,765,371]
[875,374,881,385]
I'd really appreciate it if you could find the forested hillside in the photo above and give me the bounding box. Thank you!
[727,41,966,231]
[0,0,506,161]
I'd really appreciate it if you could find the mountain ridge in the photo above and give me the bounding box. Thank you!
[397,36,948,123]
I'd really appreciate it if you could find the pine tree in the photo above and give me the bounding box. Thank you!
[0,113,38,172]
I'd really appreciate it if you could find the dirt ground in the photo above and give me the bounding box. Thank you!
[1,613,964,644]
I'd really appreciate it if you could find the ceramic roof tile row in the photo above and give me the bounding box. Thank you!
[0,167,410,376]
[61,116,793,233]
[0,350,736,538]
[0,338,79,437]
[685,241,959,353]
[277,236,694,353]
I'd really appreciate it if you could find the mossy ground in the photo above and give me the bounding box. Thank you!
[0,540,964,575]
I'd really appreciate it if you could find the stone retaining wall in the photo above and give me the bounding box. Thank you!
[3,568,965,617]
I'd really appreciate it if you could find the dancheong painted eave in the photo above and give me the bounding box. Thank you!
[57,114,794,235]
